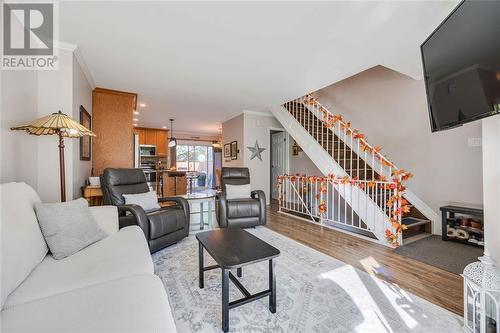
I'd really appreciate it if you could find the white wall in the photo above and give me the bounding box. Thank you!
[1,48,93,202]
[36,49,74,202]
[222,114,244,167]
[482,116,500,263]
[243,112,283,204]
[71,55,93,199]
[1,71,39,190]
[221,111,286,204]
[315,65,483,217]
[288,139,322,176]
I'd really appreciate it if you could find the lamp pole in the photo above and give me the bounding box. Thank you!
[58,131,66,202]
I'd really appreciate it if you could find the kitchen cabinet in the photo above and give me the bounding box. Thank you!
[145,129,157,146]
[136,128,146,144]
[135,127,168,157]
[156,130,167,156]
[162,172,187,196]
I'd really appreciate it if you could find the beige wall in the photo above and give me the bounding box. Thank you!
[315,65,483,216]
[222,114,244,167]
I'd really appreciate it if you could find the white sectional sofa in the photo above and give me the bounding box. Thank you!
[0,182,177,332]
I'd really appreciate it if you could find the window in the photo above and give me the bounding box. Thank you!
[176,145,214,188]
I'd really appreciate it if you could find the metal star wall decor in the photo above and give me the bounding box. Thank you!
[247,140,266,161]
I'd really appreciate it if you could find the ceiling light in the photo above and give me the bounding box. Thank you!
[133,118,139,122]
[133,111,139,115]
[133,123,138,127]
[162,126,167,129]
[139,103,146,108]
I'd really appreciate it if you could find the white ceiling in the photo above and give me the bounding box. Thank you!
[59,1,458,134]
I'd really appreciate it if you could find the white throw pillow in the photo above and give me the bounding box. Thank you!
[35,198,107,260]
[225,184,252,200]
[122,191,160,211]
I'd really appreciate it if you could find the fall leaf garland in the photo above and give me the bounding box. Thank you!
[299,94,415,246]
[277,168,413,247]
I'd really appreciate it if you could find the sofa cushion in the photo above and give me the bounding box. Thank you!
[0,275,177,333]
[0,182,48,309]
[4,226,153,308]
[148,207,185,240]
[227,199,260,218]
[35,198,107,260]
[90,205,119,236]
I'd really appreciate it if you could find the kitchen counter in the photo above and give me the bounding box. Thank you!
[157,170,186,176]
[159,170,187,196]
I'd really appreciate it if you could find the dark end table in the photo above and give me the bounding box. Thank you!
[196,228,280,333]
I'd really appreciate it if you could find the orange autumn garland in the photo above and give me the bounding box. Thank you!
[277,172,412,247]
[299,94,415,246]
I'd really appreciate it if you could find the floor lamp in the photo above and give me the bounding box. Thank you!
[11,111,95,202]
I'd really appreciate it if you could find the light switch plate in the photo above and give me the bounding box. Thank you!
[467,137,482,147]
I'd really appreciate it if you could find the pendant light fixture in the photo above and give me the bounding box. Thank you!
[168,118,177,147]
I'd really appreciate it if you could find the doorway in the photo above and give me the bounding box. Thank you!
[270,130,287,200]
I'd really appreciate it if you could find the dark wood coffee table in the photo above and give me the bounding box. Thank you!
[196,228,280,333]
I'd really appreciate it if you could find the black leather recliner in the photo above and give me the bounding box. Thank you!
[217,167,266,228]
[100,168,190,253]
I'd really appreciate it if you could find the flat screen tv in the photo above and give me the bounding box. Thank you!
[421,0,500,132]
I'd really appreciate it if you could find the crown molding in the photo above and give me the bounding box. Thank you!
[54,40,76,51]
[242,110,274,118]
[222,110,275,124]
[73,47,96,89]
[54,40,96,89]
[221,112,244,124]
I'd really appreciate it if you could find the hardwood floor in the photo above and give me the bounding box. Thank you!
[265,203,463,315]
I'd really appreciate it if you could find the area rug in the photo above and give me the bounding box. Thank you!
[394,235,483,275]
[153,227,462,332]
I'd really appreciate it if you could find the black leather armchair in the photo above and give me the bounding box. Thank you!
[100,168,190,253]
[217,167,266,228]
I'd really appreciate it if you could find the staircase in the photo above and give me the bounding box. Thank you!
[272,95,432,247]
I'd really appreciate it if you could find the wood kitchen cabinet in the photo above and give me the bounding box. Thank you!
[145,129,157,146]
[162,173,187,196]
[134,127,168,156]
[136,128,146,144]
[156,131,167,156]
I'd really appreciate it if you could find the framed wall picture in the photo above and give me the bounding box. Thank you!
[230,141,238,160]
[80,106,91,161]
[224,143,231,158]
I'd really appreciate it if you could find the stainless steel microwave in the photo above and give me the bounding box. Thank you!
[140,145,156,156]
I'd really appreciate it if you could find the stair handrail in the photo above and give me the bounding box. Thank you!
[302,94,404,180]
[281,94,416,247]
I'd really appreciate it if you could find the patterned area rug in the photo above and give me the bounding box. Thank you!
[153,227,462,332]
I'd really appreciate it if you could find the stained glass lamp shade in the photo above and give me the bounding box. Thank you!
[11,111,95,201]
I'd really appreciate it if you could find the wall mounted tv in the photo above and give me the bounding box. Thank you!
[421,0,500,132]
